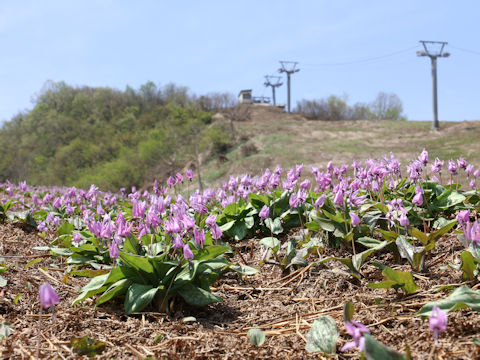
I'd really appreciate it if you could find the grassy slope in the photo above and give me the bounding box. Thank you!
[201,106,480,187]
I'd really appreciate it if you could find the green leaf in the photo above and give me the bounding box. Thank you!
[460,251,477,281]
[343,301,354,322]
[259,237,281,250]
[49,247,74,256]
[368,267,418,294]
[13,293,23,305]
[71,336,106,357]
[194,245,230,262]
[123,235,141,254]
[219,220,235,232]
[473,337,480,347]
[305,315,338,354]
[249,193,269,208]
[364,333,406,360]
[395,236,425,271]
[124,283,158,314]
[418,285,480,316]
[357,237,383,248]
[408,228,428,246]
[177,283,222,307]
[305,221,321,232]
[247,328,266,347]
[264,217,284,235]
[96,279,133,306]
[428,219,457,242]
[229,264,259,276]
[351,241,388,272]
[244,216,255,229]
[71,269,110,278]
[228,221,248,241]
[0,321,13,339]
[376,229,398,242]
[25,258,43,269]
[57,222,74,236]
[432,190,466,210]
[72,274,109,304]
[0,277,7,287]
[119,252,156,282]
[314,218,335,232]
[323,210,345,224]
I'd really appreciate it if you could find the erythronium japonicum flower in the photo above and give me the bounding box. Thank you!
[185,169,194,181]
[183,243,194,261]
[429,306,448,345]
[464,220,480,246]
[456,210,470,227]
[259,205,270,220]
[341,320,370,352]
[39,282,60,310]
[349,211,361,227]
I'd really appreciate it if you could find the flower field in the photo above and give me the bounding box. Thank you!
[1,150,480,359]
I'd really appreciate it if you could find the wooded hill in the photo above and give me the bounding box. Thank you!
[0,81,234,191]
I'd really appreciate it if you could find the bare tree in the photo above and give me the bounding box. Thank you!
[370,92,404,120]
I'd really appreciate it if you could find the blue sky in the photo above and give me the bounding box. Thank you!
[1,1,479,123]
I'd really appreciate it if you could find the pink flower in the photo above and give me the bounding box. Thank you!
[183,244,194,260]
[349,211,361,227]
[205,214,217,228]
[464,221,480,245]
[39,282,60,309]
[167,176,176,187]
[300,179,311,190]
[456,210,470,227]
[412,192,423,207]
[109,241,120,260]
[315,194,326,209]
[185,169,194,181]
[259,205,270,220]
[447,160,457,175]
[341,320,370,352]
[429,306,448,345]
[419,149,429,166]
[289,193,300,208]
[175,173,184,184]
[211,224,223,240]
[194,228,205,248]
[398,213,410,227]
[73,233,82,243]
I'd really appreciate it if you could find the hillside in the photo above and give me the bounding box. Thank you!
[202,106,480,187]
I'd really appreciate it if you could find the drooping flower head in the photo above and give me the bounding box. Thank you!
[259,205,270,220]
[185,169,194,181]
[315,194,326,210]
[194,228,205,248]
[73,232,82,243]
[464,220,480,246]
[456,210,470,227]
[447,160,458,175]
[341,320,370,352]
[349,211,361,227]
[419,149,429,166]
[429,306,448,345]
[289,193,300,209]
[183,243,194,261]
[39,282,60,309]
[109,241,120,260]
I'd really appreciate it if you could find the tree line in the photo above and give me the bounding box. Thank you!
[295,92,406,121]
[0,81,236,191]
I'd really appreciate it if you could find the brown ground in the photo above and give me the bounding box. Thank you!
[1,221,480,359]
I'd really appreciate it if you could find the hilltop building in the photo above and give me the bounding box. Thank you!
[238,89,284,109]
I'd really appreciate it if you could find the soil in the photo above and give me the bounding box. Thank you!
[1,221,480,359]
